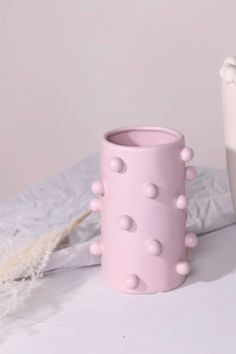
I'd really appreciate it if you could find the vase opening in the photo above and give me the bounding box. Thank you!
[106,127,182,148]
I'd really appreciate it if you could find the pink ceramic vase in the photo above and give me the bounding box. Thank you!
[89,126,197,293]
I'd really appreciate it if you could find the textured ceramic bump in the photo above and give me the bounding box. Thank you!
[89,240,103,256]
[89,198,101,212]
[185,232,198,248]
[180,147,194,162]
[91,180,104,196]
[185,166,197,181]
[220,57,236,212]
[90,126,197,293]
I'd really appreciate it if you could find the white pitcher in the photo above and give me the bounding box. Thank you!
[220,57,236,211]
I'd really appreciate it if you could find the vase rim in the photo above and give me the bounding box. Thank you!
[103,126,184,150]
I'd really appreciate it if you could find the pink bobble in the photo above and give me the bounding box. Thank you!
[91,180,104,195]
[89,241,103,256]
[185,232,198,248]
[118,215,133,230]
[185,166,197,181]
[145,239,162,256]
[176,261,190,275]
[143,183,159,199]
[125,274,139,289]
[89,198,101,211]
[180,147,194,162]
[176,195,187,209]
[109,157,124,172]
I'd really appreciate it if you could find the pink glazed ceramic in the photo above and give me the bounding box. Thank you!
[89,126,197,293]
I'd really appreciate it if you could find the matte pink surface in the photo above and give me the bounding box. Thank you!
[91,126,196,293]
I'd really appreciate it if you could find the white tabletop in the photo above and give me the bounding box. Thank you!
[1,224,236,354]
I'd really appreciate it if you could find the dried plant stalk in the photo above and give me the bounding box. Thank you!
[0,210,92,318]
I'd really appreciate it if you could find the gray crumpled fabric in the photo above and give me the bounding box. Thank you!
[0,154,234,274]
[186,167,235,235]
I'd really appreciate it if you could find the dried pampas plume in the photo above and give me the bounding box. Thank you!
[0,210,92,318]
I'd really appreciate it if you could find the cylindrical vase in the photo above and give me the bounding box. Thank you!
[90,126,197,293]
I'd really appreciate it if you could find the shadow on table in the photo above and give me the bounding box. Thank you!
[0,265,100,346]
[1,224,236,344]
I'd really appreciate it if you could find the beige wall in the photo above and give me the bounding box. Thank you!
[1,0,235,201]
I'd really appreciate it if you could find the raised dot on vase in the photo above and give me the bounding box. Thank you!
[176,261,190,275]
[109,157,124,172]
[185,232,198,248]
[180,147,194,162]
[185,166,197,181]
[125,274,139,289]
[145,239,162,256]
[118,215,133,230]
[89,198,101,211]
[91,180,104,195]
[175,195,187,209]
[143,183,159,199]
[89,241,103,256]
